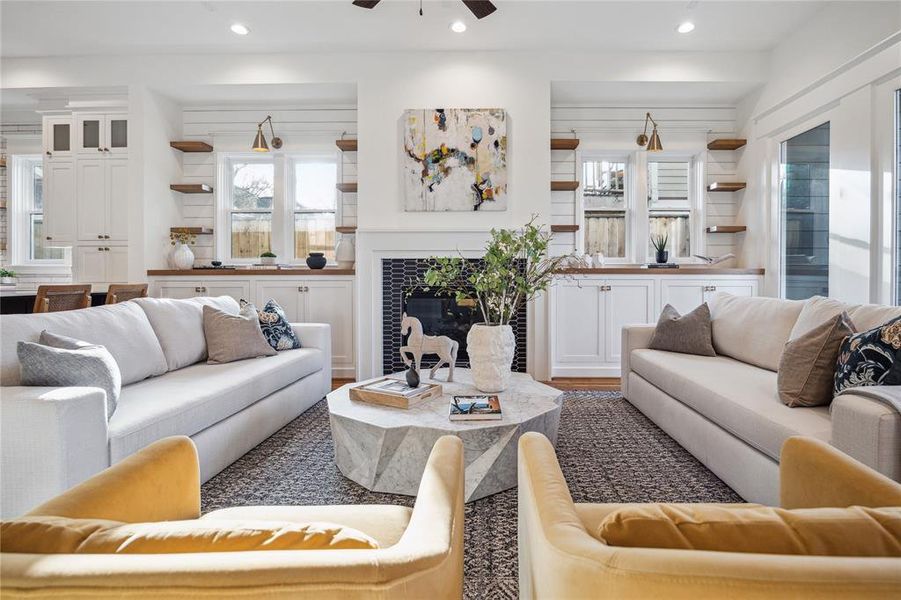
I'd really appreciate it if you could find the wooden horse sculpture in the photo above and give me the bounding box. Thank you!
[400,314,459,382]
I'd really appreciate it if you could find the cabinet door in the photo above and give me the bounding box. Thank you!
[76,114,105,155]
[659,279,707,317]
[156,281,204,299]
[604,279,655,364]
[43,116,73,158]
[106,158,129,240]
[43,160,76,244]
[552,280,606,367]
[105,115,128,154]
[75,246,107,283]
[203,281,251,302]
[76,159,107,242]
[703,280,758,303]
[106,246,129,283]
[303,280,355,367]
[256,282,303,322]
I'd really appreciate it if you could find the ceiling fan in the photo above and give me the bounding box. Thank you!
[352,0,497,20]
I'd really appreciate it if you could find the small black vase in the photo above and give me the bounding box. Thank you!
[406,366,420,388]
[655,250,669,264]
[306,252,327,269]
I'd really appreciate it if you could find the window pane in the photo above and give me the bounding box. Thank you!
[295,213,336,261]
[30,215,64,260]
[895,89,900,305]
[231,212,272,259]
[232,162,274,209]
[781,122,830,300]
[583,160,626,257]
[82,119,100,149]
[647,161,690,209]
[32,162,43,211]
[649,215,690,258]
[295,161,337,210]
[585,212,625,257]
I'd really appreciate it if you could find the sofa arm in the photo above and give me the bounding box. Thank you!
[831,390,901,481]
[27,436,200,523]
[620,324,656,399]
[292,322,332,399]
[780,436,901,509]
[1,386,109,518]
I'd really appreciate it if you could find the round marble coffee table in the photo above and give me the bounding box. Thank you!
[327,368,563,502]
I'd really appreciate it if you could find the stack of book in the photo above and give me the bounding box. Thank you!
[449,395,503,421]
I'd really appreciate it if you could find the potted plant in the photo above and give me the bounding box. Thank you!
[0,268,17,285]
[260,251,278,266]
[422,217,568,392]
[652,233,669,264]
[168,229,197,270]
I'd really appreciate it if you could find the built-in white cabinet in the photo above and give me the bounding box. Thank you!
[42,116,73,159]
[75,245,128,284]
[76,113,127,155]
[551,274,761,377]
[42,160,77,245]
[151,276,356,377]
[76,157,129,242]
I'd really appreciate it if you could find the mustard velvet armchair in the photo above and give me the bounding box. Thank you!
[1,435,465,599]
[518,433,901,600]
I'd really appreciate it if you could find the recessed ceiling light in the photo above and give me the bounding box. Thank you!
[677,21,695,34]
[230,23,250,36]
[451,20,467,33]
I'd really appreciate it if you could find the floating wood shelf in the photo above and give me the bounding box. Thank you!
[707,138,747,151]
[706,225,747,233]
[170,227,213,235]
[0,157,6,167]
[550,224,580,233]
[336,182,358,193]
[336,226,357,234]
[551,139,580,150]
[170,184,213,194]
[551,181,579,191]
[707,182,746,192]
[170,141,213,153]
[336,139,358,152]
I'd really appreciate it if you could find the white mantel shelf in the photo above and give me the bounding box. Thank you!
[556,267,765,276]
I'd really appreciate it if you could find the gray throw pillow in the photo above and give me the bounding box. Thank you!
[18,332,122,419]
[779,312,856,407]
[202,303,277,364]
[648,303,716,357]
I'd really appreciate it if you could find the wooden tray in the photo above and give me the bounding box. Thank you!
[349,379,443,409]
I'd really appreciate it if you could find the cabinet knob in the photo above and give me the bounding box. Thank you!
[304,286,309,292]
[46,236,53,240]
[104,234,110,239]
[46,151,52,157]
[298,286,303,292]
[104,247,110,251]
[194,287,202,293]
[97,235,103,239]
[98,147,103,152]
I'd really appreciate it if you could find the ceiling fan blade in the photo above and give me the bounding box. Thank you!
[461,0,497,19]
[352,0,381,8]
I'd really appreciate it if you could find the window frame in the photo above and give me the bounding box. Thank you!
[287,153,339,262]
[9,154,65,266]
[644,153,702,263]
[579,152,633,263]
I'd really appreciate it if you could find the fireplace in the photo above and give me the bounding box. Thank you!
[382,258,527,375]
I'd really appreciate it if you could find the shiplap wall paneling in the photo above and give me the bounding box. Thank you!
[705,130,742,259]
[550,147,578,256]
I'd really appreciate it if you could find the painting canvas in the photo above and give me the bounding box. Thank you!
[402,108,507,212]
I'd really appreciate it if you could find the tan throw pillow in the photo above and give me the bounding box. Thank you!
[778,312,855,407]
[202,303,277,364]
[1,516,379,554]
[647,303,716,357]
[596,504,901,557]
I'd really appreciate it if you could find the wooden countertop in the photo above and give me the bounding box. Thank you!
[147,268,355,276]
[556,266,765,275]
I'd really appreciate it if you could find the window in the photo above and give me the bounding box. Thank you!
[780,122,830,300]
[293,159,337,262]
[895,89,901,305]
[11,155,64,262]
[220,153,339,263]
[647,160,691,259]
[582,159,627,258]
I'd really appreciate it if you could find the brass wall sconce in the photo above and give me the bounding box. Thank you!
[252,115,283,152]
[636,112,663,152]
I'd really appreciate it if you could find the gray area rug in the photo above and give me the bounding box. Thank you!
[202,390,742,599]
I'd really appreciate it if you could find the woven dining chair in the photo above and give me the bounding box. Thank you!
[32,284,92,313]
[105,283,149,305]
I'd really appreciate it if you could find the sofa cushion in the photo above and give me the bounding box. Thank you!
[203,304,277,364]
[848,304,901,333]
[202,505,413,548]
[630,349,832,460]
[708,293,804,371]
[790,296,901,340]
[835,317,901,394]
[133,296,240,372]
[0,303,167,387]
[108,348,323,463]
[648,303,716,357]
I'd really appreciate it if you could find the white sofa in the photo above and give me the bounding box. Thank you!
[622,293,901,506]
[0,296,331,518]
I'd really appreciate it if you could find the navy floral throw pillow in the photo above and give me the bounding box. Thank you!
[240,299,301,351]
[834,316,901,394]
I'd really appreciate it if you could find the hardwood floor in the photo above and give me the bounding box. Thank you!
[331,378,355,391]
[333,377,622,392]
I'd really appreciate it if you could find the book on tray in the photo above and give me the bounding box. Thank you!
[449,395,503,421]
[360,378,426,397]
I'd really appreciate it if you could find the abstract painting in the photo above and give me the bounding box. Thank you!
[402,108,507,212]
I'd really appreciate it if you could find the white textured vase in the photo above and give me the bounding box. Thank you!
[335,235,355,269]
[170,242,195,270]
[466,324,515,393]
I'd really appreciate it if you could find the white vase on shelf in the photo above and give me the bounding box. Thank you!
[169,242,195,270]
[335,235,355,269]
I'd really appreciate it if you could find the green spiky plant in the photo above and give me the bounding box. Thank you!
[651,233,669,254]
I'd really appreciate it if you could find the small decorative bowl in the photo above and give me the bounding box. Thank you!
[306,252,327,269]
[211,260,222,268]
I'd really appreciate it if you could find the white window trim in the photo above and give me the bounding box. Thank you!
[9,154,66,266]
[287,152,341,264]
[579,151,633,263]
[644,151,705,263]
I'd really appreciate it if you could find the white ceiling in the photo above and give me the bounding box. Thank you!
[0,0,840,57]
